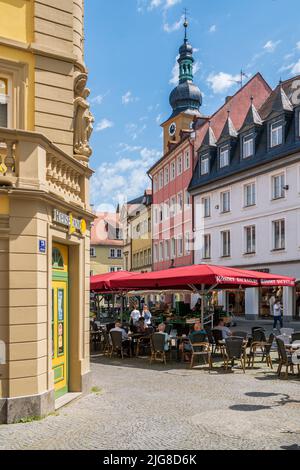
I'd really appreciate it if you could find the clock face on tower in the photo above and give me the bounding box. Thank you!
[169,122,176,137]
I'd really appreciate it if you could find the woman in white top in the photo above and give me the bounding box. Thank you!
[130,304,141,326]
[141,305,152,326]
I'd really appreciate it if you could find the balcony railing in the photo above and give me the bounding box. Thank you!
[0,127,92,209]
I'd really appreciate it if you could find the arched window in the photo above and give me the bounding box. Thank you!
[52,247,64,269]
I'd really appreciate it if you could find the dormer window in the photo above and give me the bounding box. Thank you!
[242,134,254,159]
[200,154,209,175]
[219,145,229,168]
[270,120,283,148]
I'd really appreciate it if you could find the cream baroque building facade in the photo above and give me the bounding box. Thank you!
[0,0,94,423]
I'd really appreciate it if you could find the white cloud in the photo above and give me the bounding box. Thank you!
[137,0,181,12]
[163,15,184,33]
[207,72,241,94]
[209,24,216,33]
[164,0,181,9]
[122,90,138,105]
[169,54,179,85]
[91,147,161,208]
[95,118,114,132]
[156,113,162,124]
[279,59,300,75]
[263,40,281,53]
[126,122,147,141]
[296,41,300,50]
[90,91,109,105]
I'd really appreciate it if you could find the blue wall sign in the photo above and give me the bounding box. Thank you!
[39,240,47,254]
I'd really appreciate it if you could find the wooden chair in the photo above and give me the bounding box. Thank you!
[189,333,212,370]
[212,329,224,355]
[150,333,169,365]
[276,337,300,379]
[110,330,130,359]
[224,337,246,373]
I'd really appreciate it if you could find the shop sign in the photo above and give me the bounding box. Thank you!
[53,209,86,235]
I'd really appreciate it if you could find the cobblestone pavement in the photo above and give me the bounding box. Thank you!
[1,351,300,450]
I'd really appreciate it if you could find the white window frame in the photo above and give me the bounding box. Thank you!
[154,244,159,263]
[177,192,183,212]
[200,154,209,175]
[117,248,122,258]
[221,230,231,257]
[110,248,116,258]
[272,219,285,250]
[244,225,256,254]
[219,146,229,168]
[159,170,164,189]
[220,190,231,213]
[170,160,176,180]
[164,165,169,185]
[185,232,190,255]
[272,173,285,200]
[0,74,11,128]
[177,154,183,175]
[177,235,183,257]
[242,133,254,159]
[185,190,191,208]
[159,241,164,261]
[90,247,96,257]
[203,233,211,259]
[270,120,283,148]
[244,182,256,207]
[184,149,190,170]
[153,175,158,192]
[170,196,176,217]
[164,240,170,260]
[164,199,170,219]
[202,196,211,218]
[171,237,176,258]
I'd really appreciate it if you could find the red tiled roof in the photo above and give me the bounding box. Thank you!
[194,73,272,150]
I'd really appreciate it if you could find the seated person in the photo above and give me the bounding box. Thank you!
[110,321,131,355]
[213,318,232,339]
[136,317,147,334]
[157,323,170,351]
[180,322,207,360]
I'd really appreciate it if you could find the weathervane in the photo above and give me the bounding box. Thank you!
[183,7,189,41]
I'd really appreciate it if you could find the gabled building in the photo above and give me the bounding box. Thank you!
[90,212,124,275]
[120,190,152,273]
[189,76,300,320]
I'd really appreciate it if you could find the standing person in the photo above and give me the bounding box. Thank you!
[273,299,283,330]
[130,303,140,326]
[141,304,152,326]
[269,292,276,317]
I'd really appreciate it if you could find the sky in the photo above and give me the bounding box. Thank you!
[85,0,300,212]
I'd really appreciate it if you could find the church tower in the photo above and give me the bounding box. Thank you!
[162,17,202,154]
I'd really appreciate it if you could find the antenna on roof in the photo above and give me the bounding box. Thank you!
[230,69,249,88]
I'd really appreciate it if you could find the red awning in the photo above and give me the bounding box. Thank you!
[90,271,134,292]
[107,264,295,291]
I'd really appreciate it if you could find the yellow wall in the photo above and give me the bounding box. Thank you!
[0,44,35,130]
[0,0,34,44]
[90,245,124,275]
[0,195,9,214]
[163,113,194,154]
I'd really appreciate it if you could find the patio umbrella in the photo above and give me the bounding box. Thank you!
[90,270,134,292]
[108,264,295,325]
[108,264,295,291]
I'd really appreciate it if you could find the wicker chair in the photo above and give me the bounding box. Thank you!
[110,330,130,359]
[212,329,224,354]
[150,333,169,365]
[224,337,245,373]
[189,333,212,370]
[248,329,267,367]
[276,337,299,379]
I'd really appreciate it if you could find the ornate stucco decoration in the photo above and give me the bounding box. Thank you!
[73,72,94,165]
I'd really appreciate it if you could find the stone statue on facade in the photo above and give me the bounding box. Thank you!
[73,72,94,164]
